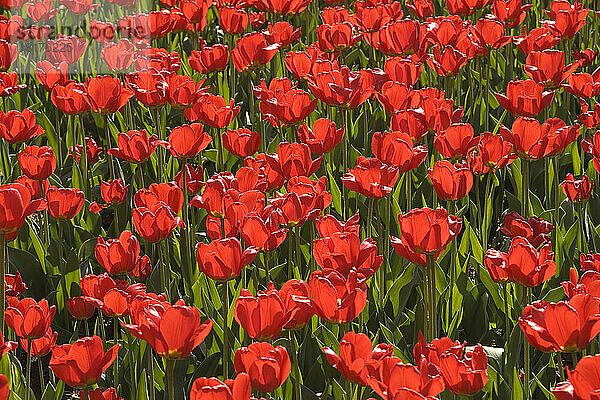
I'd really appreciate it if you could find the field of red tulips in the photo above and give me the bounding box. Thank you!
[0,0,596,398]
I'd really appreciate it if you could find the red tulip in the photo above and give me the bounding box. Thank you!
[434,123,478,161]
[125,68,169,109]
[50,335,119,388]
[5,297,55,339]
[0,72,24,96]
[239,212,287,252]
[108,129,167,164]
[69,137,103,165]
[132,201,185,242]
[231,32,280,73]
[135,181,183,214]
[234,284,290,340]
[252,0,309,15]
[427,45,467,77]
[66,296,98,320]
[561,173,593,202]
[266,142,322,180]
[100,179,129,205]
[314,232,382,278]
[20,328,57,358]
[317,22,362,52]
[396,207,462,255]
[168,123,212,159]
[582,130,600,173]
[0,109,44,144]
[406,0,434,18]
[197,237,257,281]
[499,211,553,247]
[366,356,445,399]
[520,294,600,353]
[234,342,291,393]
[514,26,560,55]
[85,75,134,115]
[175,164,205,195]
[35,61,68,92]
[279,279,313,330]
[95,230,145,276]
[26,0,58,22]
[436,344,488,396]
[0,40,16,72]
[564,71,600,99]
[315,214,360,238]
[323,332,393,386]
[371,130,427,172]
[124,299,213,359]
[384,56,423,86]
[428,160,473,201]
[219,7,248,35]
[18,145,56,180]
[80,273,146,309]
[495,80,554,117]
[222,128,260,158]
[46,36,86,65]
[102,39,135,72]
[189,45,229,75]
[543,0,588,40]
[244,154,285,192]
[369,19,421,56]
[309,268,367,324]
[492,0,531,27]
[466,133,516,174]
[45,186,84,220]
[186,93,240,128]
[298,118,344,155]
[342,156,399,199]
[51,82,90,115]
[5,271,27,298]
[264,21,301,48]
[168,74,203,110]
[484,236,556,287]
[133,47,181,73]
[524,50,578,89]
[89,20,115,42]
[308,66,373,109]
[190,374,251,400]
[80,388,123,400]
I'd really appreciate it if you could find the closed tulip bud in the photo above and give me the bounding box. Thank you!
[397,207,462,255]
[85,75,134,115]
[20,328,57,358]
[434,123,478,162]
[234,283,289,340]
[101,39,134,72]
[132,202,185,243]
[219,7,248,35]
[95,230,142,275]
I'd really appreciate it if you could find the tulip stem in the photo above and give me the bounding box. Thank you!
[0,233,5,337]
[482,172,493,252]
[104,114,115,179]
[181,164,193,297]
[571,352,578,369]
[341,108,349,220]
[166,359,175,400]
[425,254,437,341]
[25,338,32,400]
[553,156,561,273]
[158,241,168,301]
[555,352,565,382]
[367,198,374,239]
[78,115,89,198]
[521,159,530,218]
[294,227,301,279]
[288,231,293,280]
[114,317,119,392]
[58,220,69,328]
[153,108,164,182]
[503,283,510,342]
[84,319,89,337]
[148,345,155,400]
[577,203,588,253]
[221,281,229,379]
[523,286,532,400]
[38,358,44,395]
[290,330,302,400]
